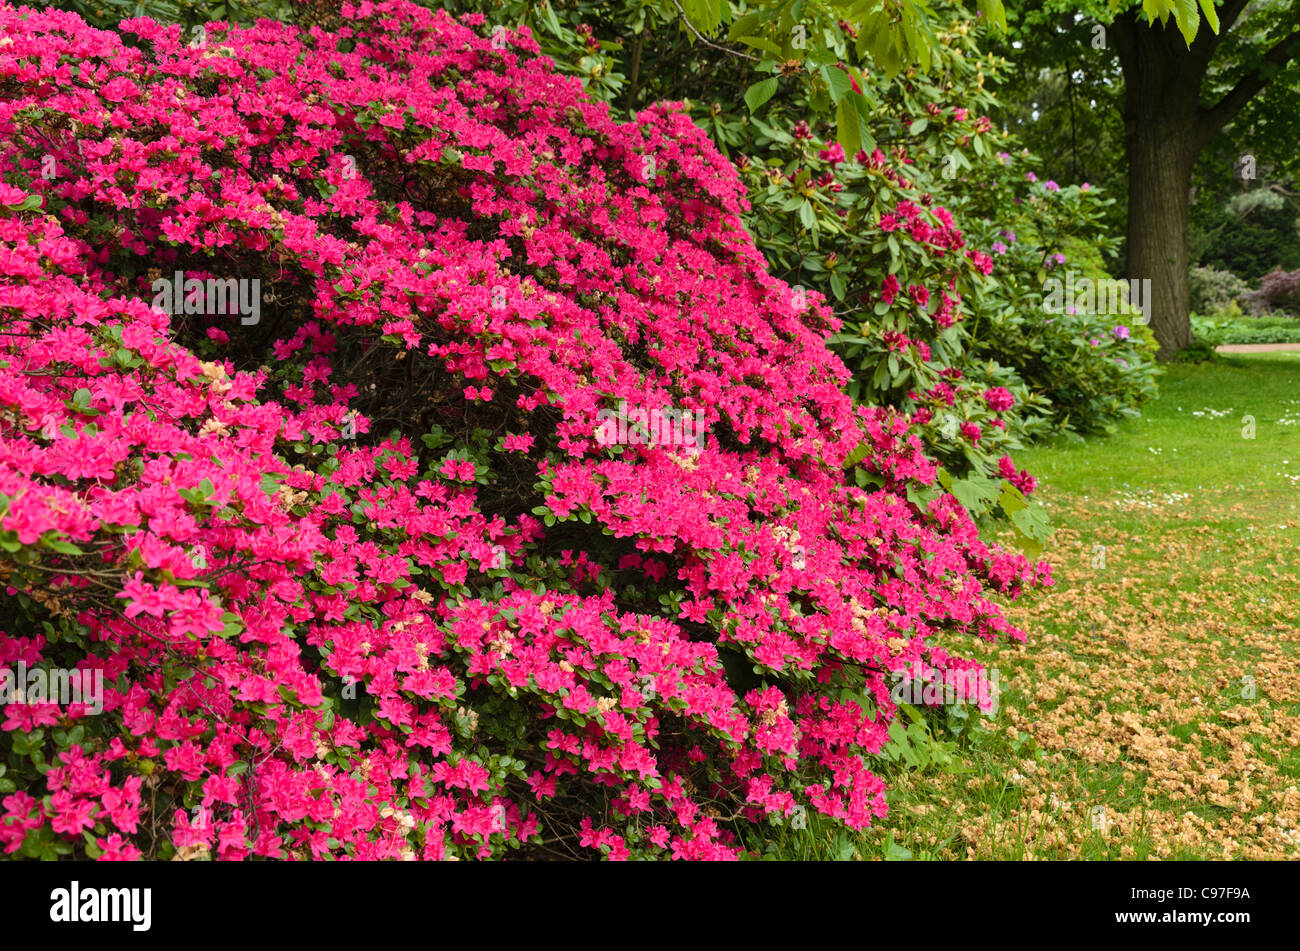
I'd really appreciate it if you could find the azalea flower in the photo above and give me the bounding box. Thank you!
[0,1,1051,864]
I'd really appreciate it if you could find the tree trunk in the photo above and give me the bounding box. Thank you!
[1113,14,1210,359]
[1111,4,1300,357]
[1126,124,1196,356]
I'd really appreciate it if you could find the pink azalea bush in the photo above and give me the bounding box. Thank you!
[0,1,1049,860]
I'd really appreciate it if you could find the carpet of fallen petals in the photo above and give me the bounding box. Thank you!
[874,364,1300,859]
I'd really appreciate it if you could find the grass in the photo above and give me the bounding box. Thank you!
[852,352,1300,860]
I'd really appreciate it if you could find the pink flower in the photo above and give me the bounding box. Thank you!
[2,702,61,732]
[439,457,475,481]
[0,4,1052,864]
[97,833,143,861]
[117,573,172,618]
[50,791,97,835]
[984,387,1015,413]
[818,142,846,166]
[101,76,140,102]
[881,274,900,305]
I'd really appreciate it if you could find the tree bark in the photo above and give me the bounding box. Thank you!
[1112,14,1208,358]
[1125,122,1197,355]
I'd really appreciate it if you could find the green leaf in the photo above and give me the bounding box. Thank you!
[215,609,241,637]
[2,194,42,213]
[836,97,863,155]
[947,474,1001,515]
[734,35,782,57]
[843,442,870,469]
[540,1,563,37]
[1009,504,1052,556]
[901,7,928,73]
[728,11,769,39]
[798,200,816,230]
[976,0,1008,32]
[1197,0,1219,33]
[906,482,941,510]
[821,65,854,104]
[996,481,1027,516]
[744,77,779,113]
[855,467,885,489]
[839,688,876,717]
[1172,0,1200,45]
[829,272,845,301]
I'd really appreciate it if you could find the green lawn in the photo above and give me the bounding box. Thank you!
[853,353,1300,860]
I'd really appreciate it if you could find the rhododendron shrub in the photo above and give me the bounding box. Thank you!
[0,2,1048,861]
[719,19,1059,540]
[739,132,1054,478]
[959,149,1160,437]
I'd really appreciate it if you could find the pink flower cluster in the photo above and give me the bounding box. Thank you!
[0,2,1049,860]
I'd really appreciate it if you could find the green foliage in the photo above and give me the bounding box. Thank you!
[1193,312,1300,345]
[976,303,1161,435]
[877,702,964,772]
[1188,265,1251,315]
[959,148,1161,436]
[1192,179,1300,282]
[1210,210,1300,283]
[1167,335,1221,363]
[436,1,1211,170]
[636,0,1212,157]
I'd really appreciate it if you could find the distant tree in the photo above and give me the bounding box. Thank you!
[995,1,1300,357]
